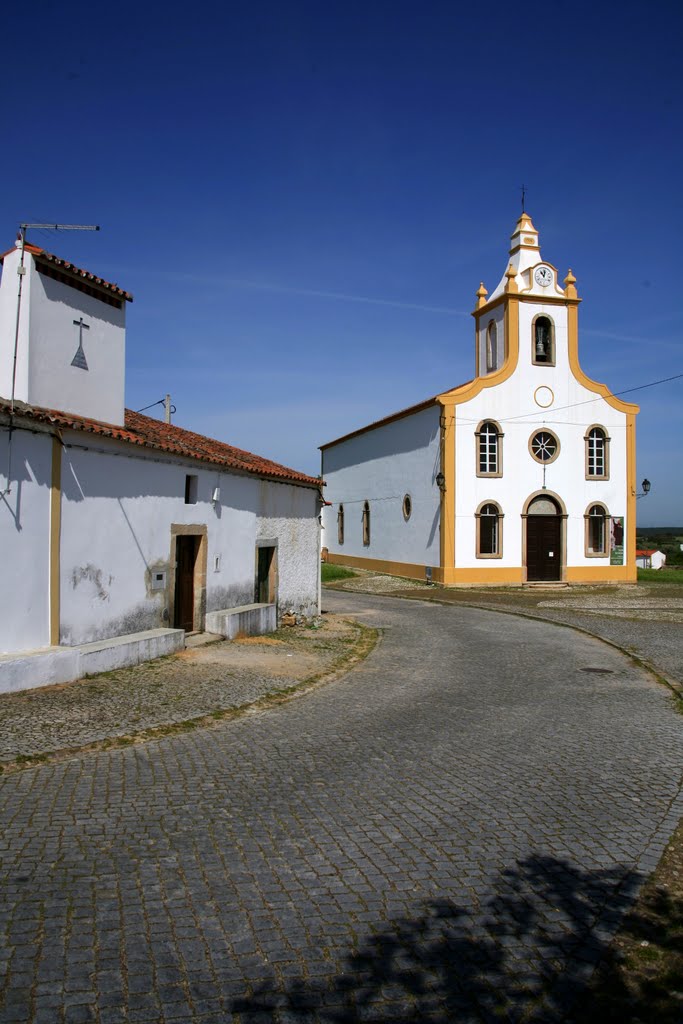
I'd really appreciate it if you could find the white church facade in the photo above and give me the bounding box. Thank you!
[0,238,321,691]
[321,213,638,586]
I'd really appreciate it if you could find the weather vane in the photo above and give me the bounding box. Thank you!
[520,184,527,213]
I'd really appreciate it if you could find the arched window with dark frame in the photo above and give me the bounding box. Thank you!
[476,501,503,557]
[362,501,370,547]
[532,314,555,365]
[585,426,610,479]
[585,503,609,556]
[337,504,344,545]
[476,420,503,477]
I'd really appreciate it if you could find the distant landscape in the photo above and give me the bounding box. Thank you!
[636,528,683,566]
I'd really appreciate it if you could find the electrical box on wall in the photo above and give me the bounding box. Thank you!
[151,570,166,591]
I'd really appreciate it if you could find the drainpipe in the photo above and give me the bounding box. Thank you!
[317,492,323,617]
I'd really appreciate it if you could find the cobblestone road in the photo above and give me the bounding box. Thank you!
[1,591,682,1023]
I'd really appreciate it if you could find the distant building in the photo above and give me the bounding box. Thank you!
[321,213,638,586]
[635,549,666,570]
[0,239,321,692]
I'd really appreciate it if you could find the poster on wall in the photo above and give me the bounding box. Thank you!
[610,516,624,565]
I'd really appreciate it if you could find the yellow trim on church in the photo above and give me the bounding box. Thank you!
[566,301,639,417]
[438,402,455,571]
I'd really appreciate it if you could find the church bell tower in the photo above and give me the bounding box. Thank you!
[471,212,580,380]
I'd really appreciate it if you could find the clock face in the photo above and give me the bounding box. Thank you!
[534,266,553,288]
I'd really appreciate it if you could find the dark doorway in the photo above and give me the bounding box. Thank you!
[175,535,199,630]
[256,546,276,604]
[527,515,562,581]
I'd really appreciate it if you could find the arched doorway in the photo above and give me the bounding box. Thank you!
[525,495,563,581]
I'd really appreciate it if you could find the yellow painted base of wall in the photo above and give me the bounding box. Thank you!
[565,565,637,584]
[326,552,435,582]
[440,566,525,586]
[326,553,637,587]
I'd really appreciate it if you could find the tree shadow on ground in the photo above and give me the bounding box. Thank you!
[230,852,682,1023]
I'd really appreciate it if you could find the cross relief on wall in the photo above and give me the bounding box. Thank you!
[71,317,90,370]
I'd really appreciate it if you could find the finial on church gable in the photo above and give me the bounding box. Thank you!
[504,263,518,294]
[564,269,578,299]
[476,282,488,309]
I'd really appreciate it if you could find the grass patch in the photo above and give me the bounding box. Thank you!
[638,568,683,584]
[321,563,358,582]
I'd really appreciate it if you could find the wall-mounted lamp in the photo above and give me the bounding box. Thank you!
[212,486,220,504]
[636,478,651,500]
[435,471,446,491]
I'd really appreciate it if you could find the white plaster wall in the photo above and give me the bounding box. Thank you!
[258,481,320,617]
[58,437,320,644]
[0,428,51,652]
[60,443,256,643]
[322,404,442,567]
[26,257,126,425]
[0,246,31,402]
[455,302,629,568]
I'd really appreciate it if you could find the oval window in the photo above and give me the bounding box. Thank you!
[402,494,412,521]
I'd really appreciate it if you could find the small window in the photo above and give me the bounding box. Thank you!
[586,426,610,479]
[184,474,198,504]
[529,430,560,464]
[476,420,502,477]
[337,504,345,545]
[362,501,370,547]
[486,320,498,372]
[402,494,412,521]
[476,502,502,558]
[532,315,555,365]
[585,504,609,556]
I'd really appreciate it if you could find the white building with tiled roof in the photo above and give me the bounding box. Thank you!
[0,237,321,691]
[321,213,639,587]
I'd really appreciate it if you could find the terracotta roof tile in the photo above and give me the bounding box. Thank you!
[0,242,133,301]
[0,399,320,488]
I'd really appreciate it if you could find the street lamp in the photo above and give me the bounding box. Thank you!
[636,478,651,499]
[435,471,446,491]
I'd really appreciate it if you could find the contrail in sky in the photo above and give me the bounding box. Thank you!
[220,277,470,316]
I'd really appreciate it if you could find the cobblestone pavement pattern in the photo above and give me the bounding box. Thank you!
[0,616,361,762]
[1,591,682,1023]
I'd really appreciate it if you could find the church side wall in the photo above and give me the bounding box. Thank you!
[321,405,441,572]
[0,429,51,652]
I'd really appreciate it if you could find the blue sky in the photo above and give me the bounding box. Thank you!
[1,1,681,525]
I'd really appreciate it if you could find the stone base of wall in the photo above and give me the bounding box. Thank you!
[205,603,277,639]
[0,628,185,695]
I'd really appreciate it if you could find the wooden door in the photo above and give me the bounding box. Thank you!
[256,546,274,604]
[174,536,198,630]
[527,516,561,581]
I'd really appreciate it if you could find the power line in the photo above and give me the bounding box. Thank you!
[494,371,683,425]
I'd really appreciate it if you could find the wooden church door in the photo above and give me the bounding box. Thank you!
[526,497,562,581]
